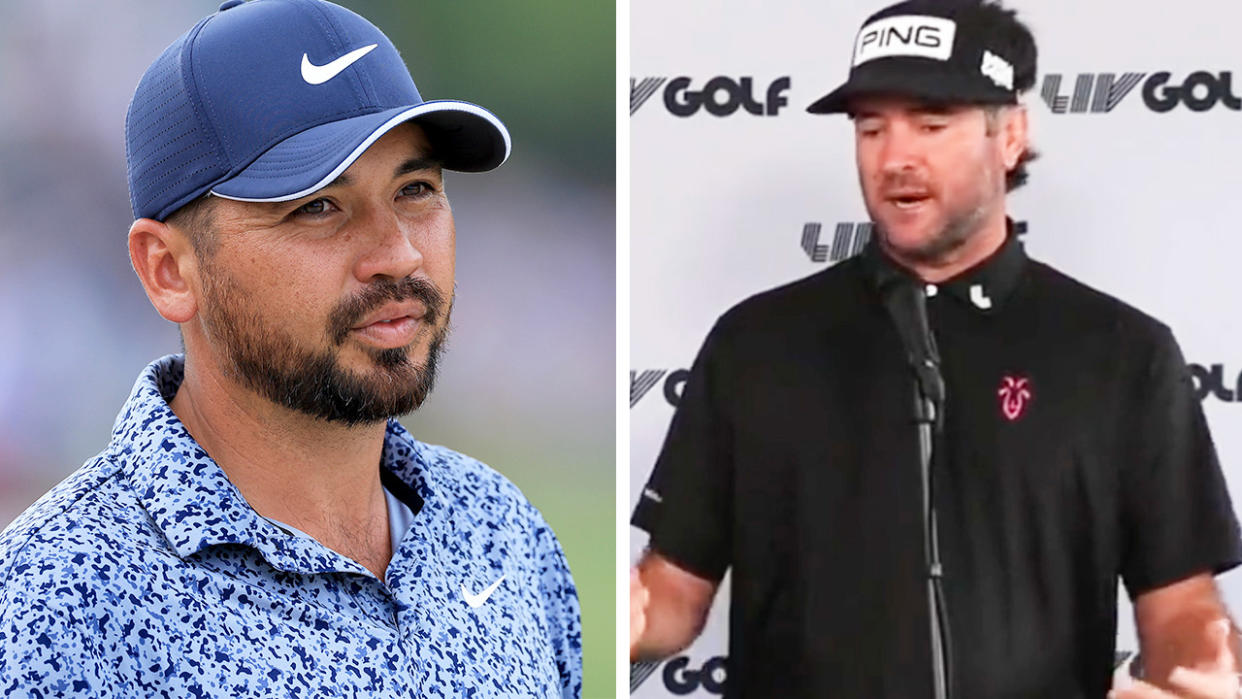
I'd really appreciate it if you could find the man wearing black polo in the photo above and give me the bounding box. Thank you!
[629,1,1242,697]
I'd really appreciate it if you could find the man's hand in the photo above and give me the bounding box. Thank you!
[628,551,718,664]
[630,568,649,661]
[1112,619,1239,699]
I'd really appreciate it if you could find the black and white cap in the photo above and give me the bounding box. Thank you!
[807,0,1036,114]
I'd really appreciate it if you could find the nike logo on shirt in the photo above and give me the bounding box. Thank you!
[462,575,506,608]
[300,44,377,85]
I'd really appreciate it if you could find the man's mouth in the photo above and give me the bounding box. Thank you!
[351,316,421,348]
[887,192,932,210]
[348,301,428,349]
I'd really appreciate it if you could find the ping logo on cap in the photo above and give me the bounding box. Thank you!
[853,15,956,67]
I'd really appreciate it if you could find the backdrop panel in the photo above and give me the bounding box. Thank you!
[630,1,1242,694]
[0,1,615,694]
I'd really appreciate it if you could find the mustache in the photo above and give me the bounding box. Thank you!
[879,171,932,193]
[328,277,446,345]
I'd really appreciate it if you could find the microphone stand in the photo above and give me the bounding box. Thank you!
[912,357,952,699]
[881,280,953,699]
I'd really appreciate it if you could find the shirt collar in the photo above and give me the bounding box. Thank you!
[109,354,438,574]
[862,219,1027,313]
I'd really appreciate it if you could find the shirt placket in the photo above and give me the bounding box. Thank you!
[385,494,454,695]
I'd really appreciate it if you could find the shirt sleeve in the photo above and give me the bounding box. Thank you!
[631,318,735,582]
[0,582,120,697]
[1119,324,1242,598]
[531,512,583,699]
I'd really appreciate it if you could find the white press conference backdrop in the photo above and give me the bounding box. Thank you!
[630,0,1242,694]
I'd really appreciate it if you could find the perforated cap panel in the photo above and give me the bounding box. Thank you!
[125,19,229,221]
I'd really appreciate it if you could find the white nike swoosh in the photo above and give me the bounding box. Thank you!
[461,575,506,608]
[300,44,378,85]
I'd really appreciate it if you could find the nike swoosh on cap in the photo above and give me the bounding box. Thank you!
[300,44,378,85]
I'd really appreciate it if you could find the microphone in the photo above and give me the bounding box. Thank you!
[877,275,954,699]
[880,280,945,431]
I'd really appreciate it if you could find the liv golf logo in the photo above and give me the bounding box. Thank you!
[1191,363,1242,402]
[631,656,728,695]
[801,222,873,263]
[1041,71,1242,113]
[631,369,689,408]
[801,221,1029,263]
[631,76,791,117]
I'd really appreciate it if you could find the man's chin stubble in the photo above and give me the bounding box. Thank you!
[234,337,443,427]
[203,307,449,427]
[199,266,452,427]
[878,205,989,267]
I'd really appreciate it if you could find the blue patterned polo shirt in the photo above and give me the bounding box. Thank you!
[0,355,582,697]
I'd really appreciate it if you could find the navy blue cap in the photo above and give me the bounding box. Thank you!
[126,0,510,221]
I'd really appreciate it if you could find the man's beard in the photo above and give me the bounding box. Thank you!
[886,201,988,264]
[197,261,450,427]
[871,169,995,265]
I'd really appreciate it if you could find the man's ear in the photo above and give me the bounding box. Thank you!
[128,218,199,324]
[1001,104,1029,171]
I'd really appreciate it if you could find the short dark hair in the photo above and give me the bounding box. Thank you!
[164,194,219,257]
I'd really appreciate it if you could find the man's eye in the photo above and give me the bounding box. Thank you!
[400,182,431,198]
[921,122,948,133]
[297,198,332,215]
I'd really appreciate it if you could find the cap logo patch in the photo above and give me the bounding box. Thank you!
[853,15,956,67]
[981,50,1014,90]
[998,375,1032,421]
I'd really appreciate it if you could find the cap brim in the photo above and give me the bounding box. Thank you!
[807,63,1015,114]
[806,82,861,115]
[210,100,510,202]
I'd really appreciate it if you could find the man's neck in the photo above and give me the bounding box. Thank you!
[883,209,1009,283]
[169,352,393,579]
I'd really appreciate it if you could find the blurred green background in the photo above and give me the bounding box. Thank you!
[0,1,615,695]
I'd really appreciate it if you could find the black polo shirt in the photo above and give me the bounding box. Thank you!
[632,231,1242,699]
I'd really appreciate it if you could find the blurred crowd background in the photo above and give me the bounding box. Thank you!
[0,0,615,694]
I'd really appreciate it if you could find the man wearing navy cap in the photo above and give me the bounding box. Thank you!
[0,1,580,696]
[631,1,1241,697]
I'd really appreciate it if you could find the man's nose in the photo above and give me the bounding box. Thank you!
[353,207,423,283]
[878,127,921,175]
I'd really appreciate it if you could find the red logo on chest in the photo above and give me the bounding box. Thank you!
[997,375,1032,421]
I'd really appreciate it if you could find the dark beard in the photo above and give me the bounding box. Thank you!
[872,168,996,265]
[882,201,987,264]
[198,264,450,426]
